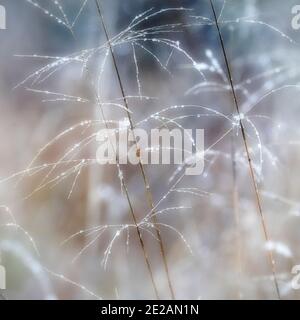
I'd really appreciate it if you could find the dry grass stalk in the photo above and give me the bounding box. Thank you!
[209,0,280,299]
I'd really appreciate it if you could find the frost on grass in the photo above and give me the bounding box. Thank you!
[1,0,300,299]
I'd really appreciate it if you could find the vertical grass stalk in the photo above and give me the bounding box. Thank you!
[94,0,175,299]
[209,0,280,299]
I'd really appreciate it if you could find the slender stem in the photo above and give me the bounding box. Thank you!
[95,92,160,300]
[228,28,242,299]
[83,64,160,298]
[209,0,280,299]
[68,10,159,298]
[94,0,175,299]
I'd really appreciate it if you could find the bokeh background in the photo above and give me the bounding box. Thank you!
[1,0,300,299]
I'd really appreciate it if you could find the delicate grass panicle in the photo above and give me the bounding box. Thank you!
[0,0,299,299]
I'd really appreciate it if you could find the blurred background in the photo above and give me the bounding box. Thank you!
[1,0,300,299]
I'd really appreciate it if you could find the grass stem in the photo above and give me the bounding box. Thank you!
[94,0,175,299]
[209,0,280,299]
